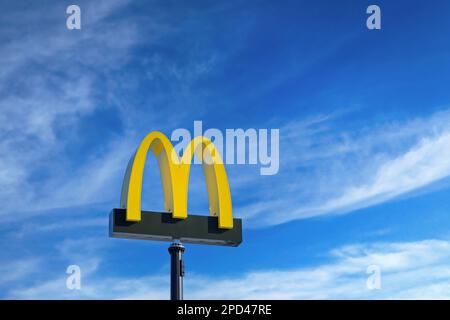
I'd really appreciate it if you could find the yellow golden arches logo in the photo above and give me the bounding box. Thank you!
[119,131,233,229]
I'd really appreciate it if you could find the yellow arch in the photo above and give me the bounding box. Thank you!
[120,131,233,229]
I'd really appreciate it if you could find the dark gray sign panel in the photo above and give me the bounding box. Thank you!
[109,208,242,247]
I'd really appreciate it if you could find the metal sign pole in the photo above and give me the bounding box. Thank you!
[168,241,185,300]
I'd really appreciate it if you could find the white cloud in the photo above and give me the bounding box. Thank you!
[184,239,450,300]
[289,131,450,221]
[0,258,42,286]
[0,0,139,217]
[233,109,450,226]
[0,1,223,220]
[7,239,450,299]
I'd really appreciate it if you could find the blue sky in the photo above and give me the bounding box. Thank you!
[2,0,450,299]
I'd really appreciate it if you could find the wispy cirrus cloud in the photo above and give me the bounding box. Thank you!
[0,0,139,215]
[234,109,450,226]
[0,258,42,286]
